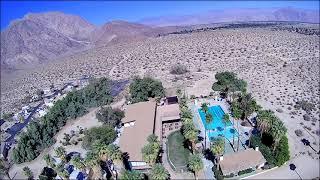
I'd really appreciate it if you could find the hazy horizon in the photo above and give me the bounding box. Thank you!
[1,1,319,29]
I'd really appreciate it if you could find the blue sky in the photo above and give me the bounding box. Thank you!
[1,1,319,29]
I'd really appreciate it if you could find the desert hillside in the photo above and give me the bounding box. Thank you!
[1,26,319,158]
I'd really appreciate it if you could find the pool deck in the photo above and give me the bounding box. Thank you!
[190,98,253,153]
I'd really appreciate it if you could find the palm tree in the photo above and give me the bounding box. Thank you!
[204,113,213,149]
[120,170,143,180]
[257,110,274,138]
[182,117,193,125]
[183,124,198,153]
[150,164,170,180]
[231,102,242,151]
[85,151,102,179]
[57,170,69,180]
[238,93,259,120]
[71,156,86,171]
[142,135,161,166]
[210,137,225,167]
[188,153,204,180]
[106,144,124,171]
[271,118,287,152]
[201,103,209,114]
[222,114,230,145]
[92,142,109,161]
[43,154,56,168]
[54,146,66,161]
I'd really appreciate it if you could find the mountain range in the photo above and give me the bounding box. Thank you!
[1,7,319,70]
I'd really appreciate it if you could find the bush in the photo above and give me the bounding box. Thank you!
[224,173,235,178]
[129,77,165,103]
[212,166,224,180]
[238,168,253,176]
[303,114,310,121]
[82,125,117,149]
[170,64,188,75]
[250,136,275,165]
[96,106,124,127]
[295,100,315,112]
[294,129,303,137]
[23,166,33,179]
[274,136,290,166]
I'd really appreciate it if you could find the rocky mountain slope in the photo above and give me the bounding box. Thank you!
[1,12,95,69]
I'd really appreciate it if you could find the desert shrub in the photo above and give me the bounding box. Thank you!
[129,77,165,103]
[294,129,303,137]
[96,106,124,127]
[190,95,196,99]
[303,114,310,121]
[13,78,114,163]
[238,168,253,176]
[82,125,116,149]
[276,108,283,113]
[170,64,188,75]
[294,100,315,112]
[274,136,290,166]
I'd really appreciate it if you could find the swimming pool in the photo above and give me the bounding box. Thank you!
[198,105,238,141]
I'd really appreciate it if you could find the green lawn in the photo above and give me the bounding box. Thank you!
[167,130,191,171]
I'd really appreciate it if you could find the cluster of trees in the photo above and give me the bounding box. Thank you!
[177,92,204,179]
[12,78,114,163]
[82,125,117,150]
[254,110,289,166]
[129,77,165,103]
[96,106,124,128]
[141,134,161,166]
[212,72,247,99]
[140,134,169,180]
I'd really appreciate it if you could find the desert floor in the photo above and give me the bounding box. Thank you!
[3,28,319,178]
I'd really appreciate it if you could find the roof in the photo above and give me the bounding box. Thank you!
[219,148,266,175]
[119,101,157,162]
[154,104,181,139]
[158,104,180,121]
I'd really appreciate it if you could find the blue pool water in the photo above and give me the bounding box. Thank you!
[198,105,238,141]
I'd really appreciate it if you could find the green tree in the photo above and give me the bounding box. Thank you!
[222,114,230,145]
[201,103,209,114]
[129,77,165,103]
[150,164,170,180]
[183,124,198,153]
[84,151,102,179]
[71,156,86,171]
[271,118,287,152]
[23,166,33,179]
[210,137,225,167]
[188,154,204,180]
[231,102,242,151]
[142,135,160,166]
[43,154,55,168]
[82,125,117,149]
[274,136,290,166]
[120,170,143,180]
[96,106,124,127]
[54,146,66,161]
[257,110,275,138]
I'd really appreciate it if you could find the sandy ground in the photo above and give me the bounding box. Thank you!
[8,108,101,179]
[2,28,319,179]
[8,99,125,179]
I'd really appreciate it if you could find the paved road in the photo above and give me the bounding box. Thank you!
[247,155,320,179]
